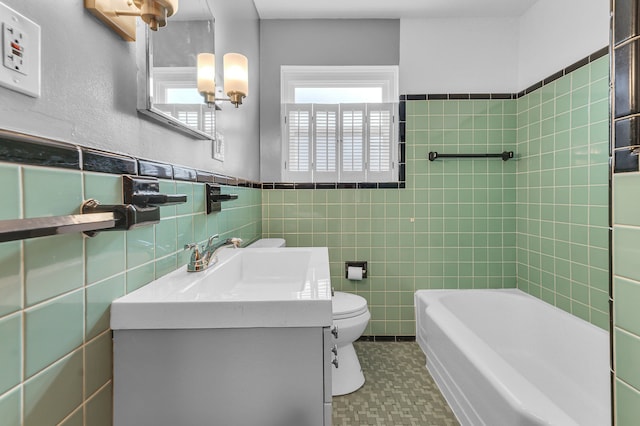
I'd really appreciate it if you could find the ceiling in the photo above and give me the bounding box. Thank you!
[252,0,540,20]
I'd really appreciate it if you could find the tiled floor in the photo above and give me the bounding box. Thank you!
[332,342,459,426]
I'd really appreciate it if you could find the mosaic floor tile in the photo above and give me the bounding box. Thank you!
[332,342,458,425]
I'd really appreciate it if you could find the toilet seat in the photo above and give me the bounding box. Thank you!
[333,292,368,320]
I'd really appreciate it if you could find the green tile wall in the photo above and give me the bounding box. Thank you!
[613,171,640,423]
[263,56,610,334]
[516,55,610,329]
[0,164,262,426]
[264,98,519,336]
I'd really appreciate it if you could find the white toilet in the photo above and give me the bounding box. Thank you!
[331,291,370,396]
[248,238,370,396]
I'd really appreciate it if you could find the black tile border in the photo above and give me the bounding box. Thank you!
[82,148,137,175]
[0,130,80,170]
[0,129,261,188]
[403,46,609,101]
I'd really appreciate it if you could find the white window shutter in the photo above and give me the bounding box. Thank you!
[283,103,313,181]
[312,104,339,182]
[340,103,366,182]
[367,103,396,182]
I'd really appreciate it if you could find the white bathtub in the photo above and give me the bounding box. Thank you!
[414,289,610,426]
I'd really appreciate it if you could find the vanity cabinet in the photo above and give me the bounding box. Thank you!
[113,326,333,426]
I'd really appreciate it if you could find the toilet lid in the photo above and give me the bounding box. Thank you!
[332,292,368,320]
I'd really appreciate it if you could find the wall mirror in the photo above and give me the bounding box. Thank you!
[136,0,216,141]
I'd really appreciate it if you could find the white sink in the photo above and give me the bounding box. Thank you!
[110,247,333,329]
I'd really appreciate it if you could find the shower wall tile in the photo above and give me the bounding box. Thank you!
[0,160,263,424]
[516,56,610,327]
[615,328,640,391]
[616,379,640,425]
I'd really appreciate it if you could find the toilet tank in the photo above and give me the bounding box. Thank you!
[248,238,286,248]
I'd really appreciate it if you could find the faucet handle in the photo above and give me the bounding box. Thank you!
[228,237,243,248]
[184,243,203,261]
[206,234,220,247]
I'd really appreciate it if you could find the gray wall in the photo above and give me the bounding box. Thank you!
[0,0,261,181]
[259,19,401,182]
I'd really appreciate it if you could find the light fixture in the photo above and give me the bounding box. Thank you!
[196,52,249,109]
[85,0,179,41]
[224,53,249,108]
[197,53,216,107]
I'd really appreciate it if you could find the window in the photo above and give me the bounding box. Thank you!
[281,66,398,183]
[152,67,216,137]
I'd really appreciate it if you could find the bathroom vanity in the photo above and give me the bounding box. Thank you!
[111,247,334,426]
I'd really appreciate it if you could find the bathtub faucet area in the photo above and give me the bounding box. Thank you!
[184,234,243,272]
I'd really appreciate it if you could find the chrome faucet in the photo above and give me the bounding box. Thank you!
[184,234,243,272]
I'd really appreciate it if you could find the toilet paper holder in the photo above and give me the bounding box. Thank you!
[345,261,368,279]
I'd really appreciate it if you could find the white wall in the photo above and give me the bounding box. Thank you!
[0,0,261,181]
[259,19,400,182]
[400,17,520,94]
[517,0,609,89]
[399,0,609,95]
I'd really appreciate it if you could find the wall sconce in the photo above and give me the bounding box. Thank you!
[197,52,249,108]
[85,0,178,41]
[197,53,216,107]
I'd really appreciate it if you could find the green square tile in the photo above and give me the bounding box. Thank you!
[24,234,84,306]
[86,274,125,340]
[86,382,112,426]
[614,328,640,396]
[85,332,113,397]
[126,263,155,293]
[25,290,83,378]
[0,313,21,395]
[615,276,640,336]
[24,349,83,426]
[0,387,20,426]
[155,218,177,257]
[617,378,640,425]
[175,182,194,216]
[126,226,155,268]
[84,172,122,205]
[58,408,83,426]
[614,174,640,226]
[23,167,82,217]
[192,183,206,214]
[0,242,21,317]
[155,254,177,279]
[0,164,20,220]
[159,180,176,218]
[86,231,125,285]
[614,227,640,282]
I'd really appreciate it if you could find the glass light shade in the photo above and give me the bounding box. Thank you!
[197,53,216,93]
[223,53,249,98]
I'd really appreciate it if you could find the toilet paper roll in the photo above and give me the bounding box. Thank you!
[347,266,363,281]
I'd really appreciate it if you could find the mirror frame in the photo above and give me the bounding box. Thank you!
[135,17,216,141]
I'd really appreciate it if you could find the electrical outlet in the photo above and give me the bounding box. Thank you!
[0,2,40,97]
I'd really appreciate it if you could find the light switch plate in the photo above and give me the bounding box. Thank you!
[0,2,40,97]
